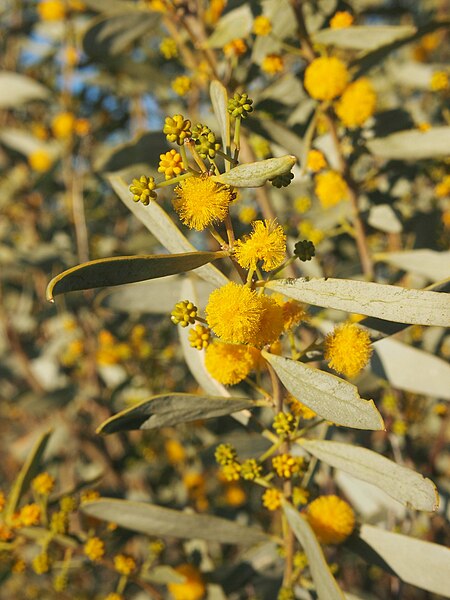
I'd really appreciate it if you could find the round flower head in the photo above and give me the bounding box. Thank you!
[205,282,264,344]
[250,295,284,347]
[167,563,206,600]
[304,57,349,101]
[324,322,372,378]
[205,341,257,385]
[335,78,376,128]
[234,219,286,272]
[306,495,355,544]
[314,170,348,208]
[173,175,234,231]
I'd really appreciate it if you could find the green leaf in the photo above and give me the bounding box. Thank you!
[373,338,450,400]
[97,393,258,434]
[216,155,296,188]
[367,127,450,160]
[358,525,450,597]
[206,4,253,48]
[5,430,52,521]
[283,503,345,600]
[81,498,268,545]
[0,72,49,108]
[265,278,450,327]
[300,440,438,511]
[109,175,229,289]
[313,25,416,51]
[210,80,230,152]
[262,352,384,431]
[46,251,225,301]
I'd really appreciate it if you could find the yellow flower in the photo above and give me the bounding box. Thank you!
[32,472,55,496]
[314,170,348,208]
[84,537,105,561]
[113,554,136,575]
[335,78,376,128]
[234,219,286,272]
[304,56,349,101]
[250,295,284,347]
[205,341,257,385]
[262,488,282,511]
[37,0,65,20]
[188,324,210,350]
[324,322,372,378]
[51,112,76,139]
[272,454,303,479]
[306,149,326,172]
[253,15,272,36]
[306,495,355,544]
[167,563,206,600]
[158,149,185,180]
[165,438,186,464]
[261,54,284,75]
[172,75,192,96]
[224,39,247,57]
[173,175,233,231]
[160,37,178,59]
[205,282,263,344]
[29,149,53,172]
[18,503,41,526]
[430,71,449,91]
[330,11,354,29]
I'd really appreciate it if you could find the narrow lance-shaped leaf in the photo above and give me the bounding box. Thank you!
[97,393,259,434]
[262,351,384,431]
[46,251,226,301]
[210,80,230,152]
[283,503,345,600]
[81,498,268,545]
[265,278,450,327]
[215,155,296,188]
[300,440,438,512]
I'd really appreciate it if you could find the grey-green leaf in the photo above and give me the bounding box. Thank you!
[283,503,345,600]
[313,25,416,51]
[262,352,384,431]
[216,155,297,188]
[97,393,258,434]
[265,278,450,327]
[367,127,450,160]
[300,440,438,511]
[46,251,225,300]
[358,525,450,597]
[81,498,268,545]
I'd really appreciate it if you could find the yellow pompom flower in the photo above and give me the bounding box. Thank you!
[158,149,184,180]
[330,11,354,29]
[314,170,348,208]
[224,39,247,57]
[205,282,263,344]
[113,554,136,575]
[18,503,41,526]
[335,78,376,128]
[253,15,272,36]
[32,472,55,496]
[304,57,349,100]
[29,149,53,172]
[205,341,257,385]
[324,322,372,378]
[430,71,449,91]
[84,537,105,561]
[173,175,234,231]
[262,488,282,511]
[306,149,326,172]
[261,54,284,75]
[160,37,178,59]
[167,563,206,600]
[234,219,286,272]
[250,295,284,347]
[172,75,192,96]
[306,495,355,544]
[37,0,65,21]
[51,112,76,139]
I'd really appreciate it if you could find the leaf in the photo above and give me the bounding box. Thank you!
[313,25,416,51]
[206,4,253,48]
[210,81,230,152]
[109,175,229,289]
[367,127,450,160]
[5,430,52,520]
[46,251,225,300]
[265,278,450,327]
[300,440,438,511]
[372,337,450,400]
[283,503,345,600]
[216,155,297,188]
[262,352,384,431]
[97,393,258,434]
[374,250,450,282]
[81,498,268,545]
[0,72,49,108]
[358,524,450,597]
